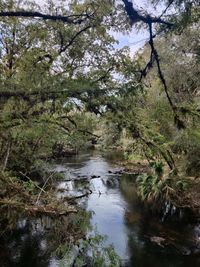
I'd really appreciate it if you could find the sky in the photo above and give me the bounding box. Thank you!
[112,28,149,56]
[112,0,166,55]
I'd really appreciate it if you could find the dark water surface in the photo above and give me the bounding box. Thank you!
[1,151,200,266]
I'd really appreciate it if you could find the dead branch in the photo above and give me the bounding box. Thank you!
[0,172,78,217]
[19,171,46,193]
[0,199,77,216]
[65,175,102,182]
[36,171,57,204]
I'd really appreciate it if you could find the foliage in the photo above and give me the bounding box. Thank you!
[136,162,190,203]
[0,0,199,261]
[0,0,122,179]
[0,0,199,179]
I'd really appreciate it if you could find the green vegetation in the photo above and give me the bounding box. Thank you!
[0,0,199,265]
[136,162,190,203]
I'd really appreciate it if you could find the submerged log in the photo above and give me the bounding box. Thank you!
[64,189,93,203]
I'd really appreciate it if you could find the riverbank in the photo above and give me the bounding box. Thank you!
[108,151,200,220]
[56,152,200,263]
[1,151,200,266]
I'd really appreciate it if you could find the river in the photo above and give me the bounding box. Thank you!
[1,151,200,266]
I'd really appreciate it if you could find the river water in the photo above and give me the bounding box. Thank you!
[1,151,200,266]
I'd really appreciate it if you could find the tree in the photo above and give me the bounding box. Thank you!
[0,0,125,173]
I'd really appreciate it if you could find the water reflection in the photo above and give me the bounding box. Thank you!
[0,218,54,267]
[58,152,200,266]
[1,151,200,266]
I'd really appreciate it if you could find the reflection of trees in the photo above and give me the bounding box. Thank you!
[102,177,119,189]
[119,174,141,209]
[119,175,200,267]
[0,212,91,267]
[124,215,200,267]
[0,218,51,267]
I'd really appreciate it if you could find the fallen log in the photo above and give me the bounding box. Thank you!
[64,190,93,203]
[0,199,77,216]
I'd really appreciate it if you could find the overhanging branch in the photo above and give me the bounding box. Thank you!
[122,0,173,27]
[0,11,91,24]
[148,22,185,129]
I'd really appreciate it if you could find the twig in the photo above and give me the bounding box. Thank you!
[0,199,77,216]
[158,0,175,19]
[19,171,46,193]
[2,142,11,172]
[36,171,57,204]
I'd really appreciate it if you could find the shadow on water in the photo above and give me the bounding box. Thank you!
[1,151,200,266]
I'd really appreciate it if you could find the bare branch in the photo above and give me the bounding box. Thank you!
[158,0,175,19]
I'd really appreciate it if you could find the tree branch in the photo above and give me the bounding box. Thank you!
[0,11,90,24]
[58,25,93,54]
[148,22,185,129]
[122,0,185,129]
[0,89,79,101]
[122,0,173,27]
